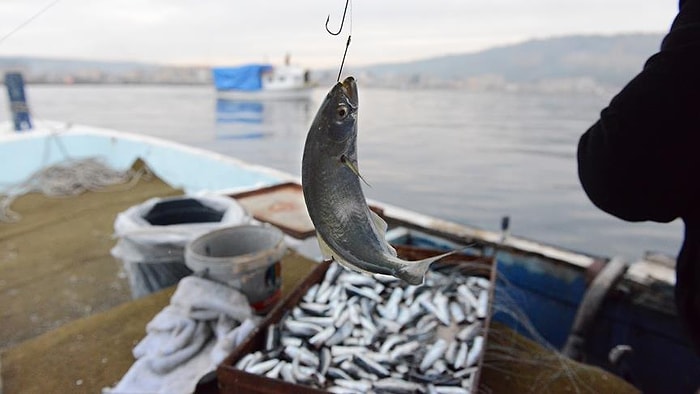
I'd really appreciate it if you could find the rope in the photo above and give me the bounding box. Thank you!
[0,0,64,46]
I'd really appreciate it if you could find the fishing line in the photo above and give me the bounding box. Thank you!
[0,0,64,46]
[325,0,353,82]
[336,35,351,83]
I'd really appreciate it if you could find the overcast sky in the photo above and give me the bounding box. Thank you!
[0,0,679,68]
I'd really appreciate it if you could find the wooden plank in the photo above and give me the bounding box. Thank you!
[230,183,315,239]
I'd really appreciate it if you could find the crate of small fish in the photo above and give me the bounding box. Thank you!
[217,249,495,393]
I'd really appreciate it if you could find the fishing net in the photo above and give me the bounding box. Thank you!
[0,157,150,223]
[422,257,638,393]
[479,270,639,394]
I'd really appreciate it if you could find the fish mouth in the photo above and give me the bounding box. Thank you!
[340,76,358,107]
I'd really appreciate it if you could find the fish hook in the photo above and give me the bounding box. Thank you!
[325,0,350,36]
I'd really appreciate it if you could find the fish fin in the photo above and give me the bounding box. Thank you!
[387,243,398,257]
[369,209,398,257]
[341,155,371,187]
[316,233,380,277]
[369,209,388,234]
[316,233,335,261]
[395,250,457,285]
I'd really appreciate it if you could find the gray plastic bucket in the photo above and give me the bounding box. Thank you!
[185,225,286,314]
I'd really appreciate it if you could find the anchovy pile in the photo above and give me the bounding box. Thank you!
[235,262,491,393]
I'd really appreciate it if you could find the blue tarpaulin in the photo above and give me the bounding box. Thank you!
[212,65,273,91]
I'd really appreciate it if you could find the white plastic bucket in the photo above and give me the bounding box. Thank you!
[185,224,286,314]
[111,194,250,298]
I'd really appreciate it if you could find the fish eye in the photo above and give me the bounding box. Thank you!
[336,105,349,120]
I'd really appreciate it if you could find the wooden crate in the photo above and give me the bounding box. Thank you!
[217,247,496,393]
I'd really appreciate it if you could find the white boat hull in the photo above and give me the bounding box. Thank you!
[0,121,294,194]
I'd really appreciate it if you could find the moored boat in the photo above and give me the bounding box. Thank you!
[0,121,697,393]
[212,58,314,101]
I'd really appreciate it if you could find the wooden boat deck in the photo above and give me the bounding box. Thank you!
[0,163,640,393]
[0,160,183,350]
[1,252,319,394]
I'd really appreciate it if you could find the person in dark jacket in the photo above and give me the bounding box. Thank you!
[577,0,700,353]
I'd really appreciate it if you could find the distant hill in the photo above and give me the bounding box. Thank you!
[338,33,665,91]
[0,33,665,89]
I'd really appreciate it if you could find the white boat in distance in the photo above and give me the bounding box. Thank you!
[212,58,314,101]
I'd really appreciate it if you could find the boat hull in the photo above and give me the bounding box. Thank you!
[381,216,699,393]
[2,122,698,392]
[0,121,292,193]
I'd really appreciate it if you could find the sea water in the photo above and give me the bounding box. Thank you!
[7,84,683,260]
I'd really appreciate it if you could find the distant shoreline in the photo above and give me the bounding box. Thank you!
[26,81,210,86]
[4,33,659,93]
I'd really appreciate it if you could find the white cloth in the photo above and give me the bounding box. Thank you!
[104,276,259,394]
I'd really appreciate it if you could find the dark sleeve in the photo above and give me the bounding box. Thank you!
[577,0,700,223]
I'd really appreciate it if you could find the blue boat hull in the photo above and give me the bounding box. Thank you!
[389,229,700,393]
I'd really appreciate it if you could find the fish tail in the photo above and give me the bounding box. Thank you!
[395,250,457,285]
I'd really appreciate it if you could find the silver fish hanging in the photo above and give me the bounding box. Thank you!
[301,77,453,285]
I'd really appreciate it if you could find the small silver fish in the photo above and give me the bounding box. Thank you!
[301,76,453,285]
